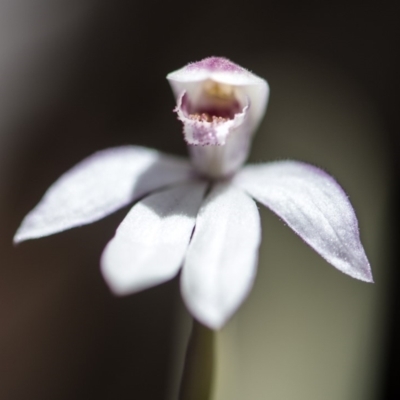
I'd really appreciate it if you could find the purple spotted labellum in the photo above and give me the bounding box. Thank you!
[14,57,372,330]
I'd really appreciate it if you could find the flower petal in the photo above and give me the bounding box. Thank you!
[234,161,372,282]
[14,146,193,243]
[181,183,261,329]
[101,181,207,295]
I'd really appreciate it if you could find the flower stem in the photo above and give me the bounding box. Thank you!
[178,319,215,400]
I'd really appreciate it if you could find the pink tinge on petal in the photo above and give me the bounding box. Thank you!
[174,91,248,146]
[235,161,373,283]
[186,57,245,73]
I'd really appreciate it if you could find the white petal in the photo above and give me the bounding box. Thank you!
[101,181,207,295]
[181,183,261,329]
[14,146,193,242]
[235,161,372,282]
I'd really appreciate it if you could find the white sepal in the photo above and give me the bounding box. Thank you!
[14,146,193,242]
[101,181,207,295]
[181,183,261,329]
[235,161,373,282]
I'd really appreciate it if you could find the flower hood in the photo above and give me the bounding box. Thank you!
[168,57,269,178]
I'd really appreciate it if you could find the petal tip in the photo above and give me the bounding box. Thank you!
[100,270,129,297]
[360,267,374,284]
[199,319,225,331]
[13,226,34,244]
[100,244,133,296]
[181,279,232,330]
[13,221,63,244]
[341,258,374,283]
[188,308,228,331]
[12,234,23,246]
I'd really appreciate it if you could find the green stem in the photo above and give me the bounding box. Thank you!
[179,319,215,400]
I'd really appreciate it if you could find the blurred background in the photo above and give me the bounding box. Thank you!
[0,1,399,399]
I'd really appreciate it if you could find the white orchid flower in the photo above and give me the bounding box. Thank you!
[14,57,372,330]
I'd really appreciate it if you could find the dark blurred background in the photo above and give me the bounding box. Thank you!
[0,1,399,399]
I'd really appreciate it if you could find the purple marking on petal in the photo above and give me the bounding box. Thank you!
[174,92,248,146]
[186,57,245,73]
[186,121,221,146]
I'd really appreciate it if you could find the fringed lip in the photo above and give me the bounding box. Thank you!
[174,91,249,146]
